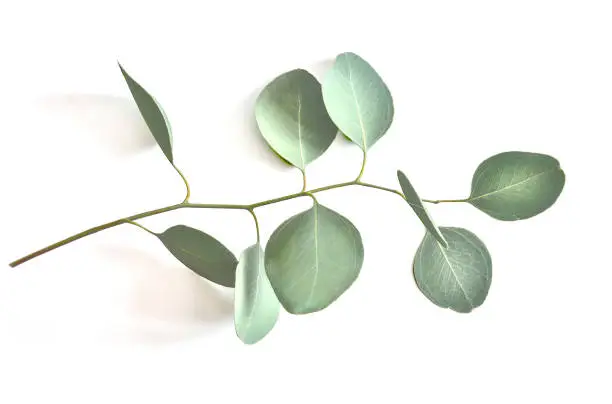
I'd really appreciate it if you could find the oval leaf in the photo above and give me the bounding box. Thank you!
[255,69,337,170]
[413,227,492,313]
[157,225,237,287]
[234,244,280,345]
[264,203,364,314]
[468,151,565,221]
[321,52,394,151]
[118,63,173,163]
[397,170,448,248]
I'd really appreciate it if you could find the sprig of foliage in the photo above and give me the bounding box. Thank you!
[8,52,566,345]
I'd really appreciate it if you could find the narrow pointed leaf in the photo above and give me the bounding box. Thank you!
[397,170,448,248]
[119,63,173,163]
[157,225,237,287]
[321,52,394,151]
[413,227,492,313]
[468,151,565,221]
[234,244,280,344]
[265,203,364,314]
[255,69,337,170]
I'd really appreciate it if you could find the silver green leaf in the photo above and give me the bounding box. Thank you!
[118,63,173,163]
[255,69,337,170]
[413,227,492,313]
[264,203,364,314]
[397,170,448,248]
[157,225,237,287]
[468,151,565,221]
[321,52,394,151]
[234,244,280,345]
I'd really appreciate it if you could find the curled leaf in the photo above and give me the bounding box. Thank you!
[119,63,173,163]
[234,244,280,344]
[397,170,448,248]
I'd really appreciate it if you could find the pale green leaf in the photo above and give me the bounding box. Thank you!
[264,203,364,314]
[157,225,237,287]
[321,52,394,151]
[413,227,492,313]
[118,63,173,163]
[397,170,448,248]
[255,69,337,170]
[234,244,280,345]
[468,151,565,220]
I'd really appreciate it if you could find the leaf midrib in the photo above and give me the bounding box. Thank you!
[436,240,474,309]
[346,57,367,150]
[306,205,320,307]
[296,91,305,169]
[470,168,559,202]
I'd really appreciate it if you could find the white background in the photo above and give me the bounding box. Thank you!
[0,1,610,403]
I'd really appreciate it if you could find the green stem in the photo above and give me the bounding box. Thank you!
[300,170,307,192]
[173,164,191,203]
[8,177,468,268]
[124,219,156,236]
[248,209,260,243]
[9,203,184,267]
[423,198,469,204]
[355,150,367,181]
[356,182,405,198]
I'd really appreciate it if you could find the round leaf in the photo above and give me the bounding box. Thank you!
[321,52,394,151]
[118,63,173,163]
[397,170,448,248]
[264,203,364,314]
[413,227,492,313]
[255,69,337,170]
[468,151,565,221]
[157,225,237,287]
[234,244,280,345]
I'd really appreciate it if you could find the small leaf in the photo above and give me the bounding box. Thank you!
[321,52,394,151]
[118,63,174,163]
[413,227,492,313]
[234,244,280,344]
[265,203,364,314]
[397,170,448,248]
[255,69,337,170]
[157,225,237,287]
[468,151,565,220]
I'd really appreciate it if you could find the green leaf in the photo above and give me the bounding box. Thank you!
[234,244,280,345]
[118,63,174,163]
[468,151,565,221]
[321,52,394,151]
[255,69,337,170]
[157,225,237,287]
[413,227,492,313]
[264,203,364,314]
[397,170,448,248]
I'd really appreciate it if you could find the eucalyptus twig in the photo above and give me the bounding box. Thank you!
[9,52,566,346]
[9,175,473,268]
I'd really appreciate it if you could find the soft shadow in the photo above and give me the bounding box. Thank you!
[35,93,156,155]
[309,57,335,79]
[98,245,233,342]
